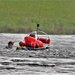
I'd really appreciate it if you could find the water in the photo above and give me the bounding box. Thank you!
[0,33,75,75]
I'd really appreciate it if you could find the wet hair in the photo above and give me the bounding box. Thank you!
[29,34,35,37]
[8,41,14,45]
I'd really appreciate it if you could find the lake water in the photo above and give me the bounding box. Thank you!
[0,33,75,75]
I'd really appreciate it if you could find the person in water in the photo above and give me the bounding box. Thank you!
[5,41,14,49]
[16,33,38,50]
[29,33,39,48]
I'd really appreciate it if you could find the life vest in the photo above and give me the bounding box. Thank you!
[19,40,26,46]
[19,36,50,47]
[24,36,43,47]
[38,37,50,44]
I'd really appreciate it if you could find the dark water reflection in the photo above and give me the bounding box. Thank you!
[0,33,75,75]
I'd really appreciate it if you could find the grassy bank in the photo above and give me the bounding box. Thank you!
[0,0,75,34]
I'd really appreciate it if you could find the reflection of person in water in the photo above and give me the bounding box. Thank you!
[5,41,14,49]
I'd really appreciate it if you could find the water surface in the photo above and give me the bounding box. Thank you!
[0,33,75,75]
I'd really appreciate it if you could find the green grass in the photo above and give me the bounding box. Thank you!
[0,0,75,34]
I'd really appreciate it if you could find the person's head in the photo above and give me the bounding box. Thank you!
[29,34,35,38]
[8,41,14,48]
